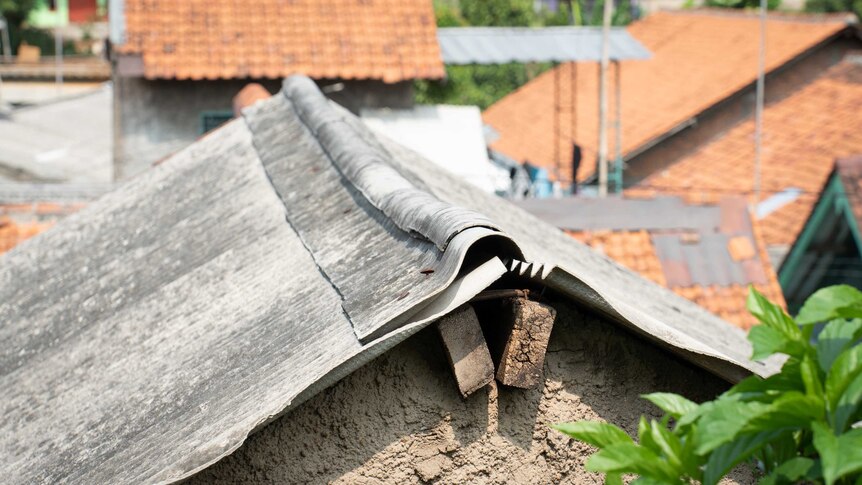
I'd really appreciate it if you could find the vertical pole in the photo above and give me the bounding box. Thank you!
[554,62,561,184]
[613,60,622,193]
[571,62,577,188]
[598,0,612,197]
[1,19,11,61]
[55,28,64,95]
[754,0,766,204]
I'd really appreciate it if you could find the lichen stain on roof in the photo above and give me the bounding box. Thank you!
[482,9,851,184]
[117,0,445,82]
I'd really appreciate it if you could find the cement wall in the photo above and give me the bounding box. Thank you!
[113,77,413,180]
[624,36,860,185]
[187,300,755,484]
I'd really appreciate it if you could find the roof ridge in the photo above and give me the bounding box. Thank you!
[281,75,501,251]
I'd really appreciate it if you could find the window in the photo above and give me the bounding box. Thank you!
[199,111,233,135]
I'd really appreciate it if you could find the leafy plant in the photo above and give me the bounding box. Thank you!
[552,285,862,484]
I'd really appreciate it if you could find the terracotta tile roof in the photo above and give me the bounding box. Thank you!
[482,10,851,184]
[0,202,82,254]
[629,58,862,248]
[521,196,785,329]
[118,0,445,82]
[0,218,51,254]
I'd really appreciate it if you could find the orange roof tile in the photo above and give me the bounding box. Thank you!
[0,217,52,254]
[117,0,445,82]
[483,10,851,184]
[569,224,784,329]
[0,203,82,254]
[629,58,862,247]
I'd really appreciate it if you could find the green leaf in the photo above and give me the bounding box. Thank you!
[801,353,825,399]
[551,421,634,448]
[605,473,623,485]
[833,371,862,433]
[812,423,862,485]
[757,457,820,485]
[817,319,862,372]
[727,366,804,398]
[748,287,800,339]
[648,419,686,474]
[704,430,784,485]
[742,391,824,433]
[748,324,806,361]
[825,346,862,416]
[797,285,862,325]
[586,442,679,482]
[641,393,699,419]
[638,416,658,452]
[693,399,769,455]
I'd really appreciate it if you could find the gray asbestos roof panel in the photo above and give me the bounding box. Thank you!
[0,75,775,485]
[437,26,651,64]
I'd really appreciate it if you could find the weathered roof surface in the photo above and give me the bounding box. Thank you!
[115,0,444,82]
[0,86,112,183]
[482,9,852,183]
[436,26,650,64]
[0,76,776,484]
[517,196,785,328]
[629,56,862,250]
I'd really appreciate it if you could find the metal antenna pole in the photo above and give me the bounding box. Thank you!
[0,17,11,61]
[754,0,766,204]
[55,28,64,95]
[598,0,612,197]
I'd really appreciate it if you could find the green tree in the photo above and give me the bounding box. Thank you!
[806,0,862,27]
[552,285,862,484]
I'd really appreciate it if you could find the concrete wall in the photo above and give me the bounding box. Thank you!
[624,36,860,185]
[113,75,413,180]
[187,300,754,484]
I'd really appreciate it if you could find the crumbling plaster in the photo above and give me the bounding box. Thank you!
[188,300,755,484]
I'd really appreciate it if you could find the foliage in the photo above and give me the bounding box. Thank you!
[0,0,38,25]
[806,0,862,29]
[704,0,782,10]
[415,0,635,109]
[552,285,862,484]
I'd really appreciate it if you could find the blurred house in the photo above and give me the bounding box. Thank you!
[29,0,107,27]
[361,105,510,194]
[483,10,859,186]
[108,0,445,180]
[780,155,862,312]
[0,86,112,182]
[516,196,785,329]
[629,55,862,272]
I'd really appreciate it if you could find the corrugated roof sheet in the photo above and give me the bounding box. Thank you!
[437,27,650,64]
[0,76,776,484]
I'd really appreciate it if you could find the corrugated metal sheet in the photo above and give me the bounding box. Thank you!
[0,76,773,485]
[437,27,651,64]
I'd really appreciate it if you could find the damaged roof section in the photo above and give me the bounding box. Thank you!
[1,76,776,484]
[516,196,785,329]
